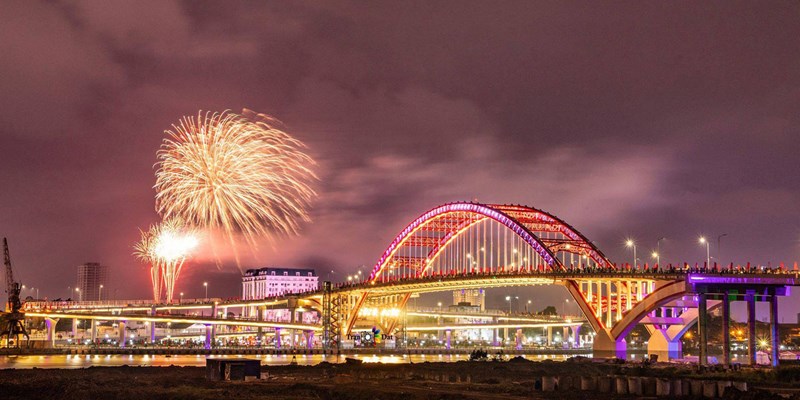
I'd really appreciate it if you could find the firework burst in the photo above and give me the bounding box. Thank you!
[134,218,198,303]
[154,110,317,256]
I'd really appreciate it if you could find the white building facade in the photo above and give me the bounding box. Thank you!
[242,267,319,300]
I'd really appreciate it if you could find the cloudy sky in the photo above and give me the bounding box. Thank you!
[1,1,799,317]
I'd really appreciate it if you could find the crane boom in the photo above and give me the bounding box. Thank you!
[3,238,14,312]
[0,237,28,347]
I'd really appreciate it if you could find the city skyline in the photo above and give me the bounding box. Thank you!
[1,1,798,314]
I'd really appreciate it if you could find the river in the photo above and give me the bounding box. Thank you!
[0,352,594,369]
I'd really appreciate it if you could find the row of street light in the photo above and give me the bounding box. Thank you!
[625,234,728,267]
[55,281,211,303]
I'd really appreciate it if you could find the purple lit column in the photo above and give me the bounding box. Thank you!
[769,292,779,367]
[747,292,756,366]
[722,292,731,365]
[275,327,282,349]
[204,324,212,350]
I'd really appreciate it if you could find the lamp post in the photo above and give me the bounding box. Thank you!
[625,239,637,268]
[203,282,208,300]
[99,284,103,301]
[717,233,728,265]
[75,287,82,302]
[699,237,710,268]
[563,299,570,316]
[526,299,532,313]
[656,237,666,265]
[651,251,659,266]
[505,296,512,314]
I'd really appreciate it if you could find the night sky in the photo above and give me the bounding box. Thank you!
[1,1,799,318]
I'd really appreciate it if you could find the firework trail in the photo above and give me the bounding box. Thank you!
[154,110,317,263]
[134,218,197,303]
[133,224,163,303]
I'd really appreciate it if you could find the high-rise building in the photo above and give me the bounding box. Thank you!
[453,289,485,310]
[242,267,319,300]
[77,263,109,301]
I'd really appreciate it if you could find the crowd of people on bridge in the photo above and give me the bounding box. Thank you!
[345,261,800,288]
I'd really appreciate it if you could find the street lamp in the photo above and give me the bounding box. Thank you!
[651,252,659,266]
[699,237,710,268]
[75,287,82,302]
[563,299,570,316]
[717,233,728,265]
[526,299,532,313]
[625,239,637,268]
[203,282,208,300]
[99,284,103,301]
[437,302,442,310]
[656,237,666,264]
[505,296,512,314]
[180,292,184,303]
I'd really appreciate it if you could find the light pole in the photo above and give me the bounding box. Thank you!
[180,292,184,303]
[625,239,637,268]
[99,284,103,301]
[505,296,512,314]
[699,237,710,268]
[651,251,659,267]
[656,237,666,265]
[75,287,82,302]
[563,299,570,316]
[717,233,728,265]
[526,300,532,313]
[203,282,208,300]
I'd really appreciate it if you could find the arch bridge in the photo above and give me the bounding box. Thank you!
[318,202,798,365]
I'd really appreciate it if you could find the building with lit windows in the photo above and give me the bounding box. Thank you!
[453,288,485,310]
[77,262,109,301]
[242,267,319,300]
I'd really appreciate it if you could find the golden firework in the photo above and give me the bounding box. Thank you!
[154,110,317,249]
[134,218,198,303]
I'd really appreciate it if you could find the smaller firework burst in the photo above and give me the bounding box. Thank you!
[134,218,198,303]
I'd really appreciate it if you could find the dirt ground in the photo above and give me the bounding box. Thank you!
[0,357,796,400]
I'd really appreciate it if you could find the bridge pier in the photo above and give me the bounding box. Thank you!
[769,292,779,367]
[118,321,127,348]
[305,330,314,349]
[445,329,452,350]
[71,318,78,338]
[204,324,213,350]
[647,329,682,360]
[592,333,626,359]
[698,292,708,365]
[722,293,731,365]
[571,325,582,348]
[275,327,282,349]
[148,307,156,344]
[747,292,757,366]
[256,307,265,346]
[562,326,569,349]
[45,317,58,348]
[515,329,523,350]
[90,319,97,343]
[546,326,553,347]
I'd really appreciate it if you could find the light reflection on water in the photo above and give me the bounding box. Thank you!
[0,352,589,369]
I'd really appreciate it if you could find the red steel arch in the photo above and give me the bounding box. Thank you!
[368,202,613,282]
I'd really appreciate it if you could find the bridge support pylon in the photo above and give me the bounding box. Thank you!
[118,321,127,348]
[44,317,58,348]
[647,329,682,361]
[592,332,626,359]
[204,324,213,350]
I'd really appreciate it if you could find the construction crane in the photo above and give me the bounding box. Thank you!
[1,238,29,347]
